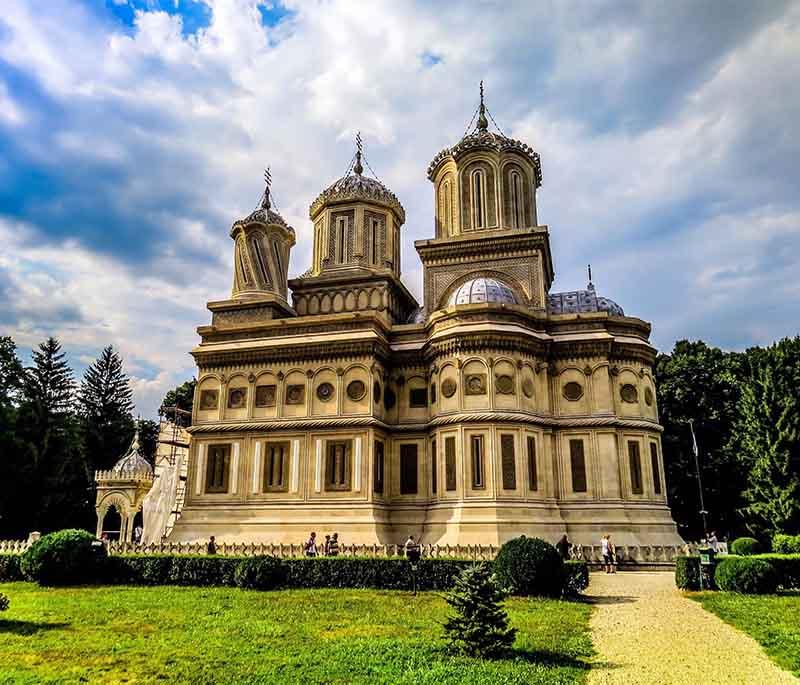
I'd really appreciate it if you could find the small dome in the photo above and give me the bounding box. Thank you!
[310,173,405,223]
[111,434,153,475]
[234,206,292,231]
[548,283,624,317]
[448,277,519,306]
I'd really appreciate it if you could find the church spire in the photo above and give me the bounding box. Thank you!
[261,166,272,210]
[477,80,488,132]
[353,131,364,176]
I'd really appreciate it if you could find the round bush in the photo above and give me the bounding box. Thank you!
[714,557,778,594]
[0,593,8,612]
[20,529,106,586]
[730,537,763,556]
[493,536,564,597]
[234,556,286,590]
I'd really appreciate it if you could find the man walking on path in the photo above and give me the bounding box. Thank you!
[304,532,318,557]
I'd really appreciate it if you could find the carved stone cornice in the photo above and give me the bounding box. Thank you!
[193,339,392,368]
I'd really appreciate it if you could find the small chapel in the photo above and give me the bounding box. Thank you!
[151,89,682,546]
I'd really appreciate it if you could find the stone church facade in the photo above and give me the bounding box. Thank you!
[170,95,682,547]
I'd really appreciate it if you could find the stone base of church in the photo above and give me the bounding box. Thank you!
[166,500,682,548]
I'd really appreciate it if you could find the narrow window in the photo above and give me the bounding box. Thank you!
[272,240,283,279]
[472,170,486,228]
[373,440,384,495]
[471,435,485,489]
[325,441,350,490]
[650,443,662,495]
[370,218,380,265]
[569,439,587,493]
[400,444,418,495]
[527,436,538,491]
[628,441,643,494]
[337,217,346,264]
[431,439,437,494]
[263,442,289,492]
[238,242,251,285]
[510,170,525,228]
[445,181,453,234]
[205,444,231,493]
[409,388,428,408]
[501,434,516,490]
[445,436,457,491]
[252,237,271,285]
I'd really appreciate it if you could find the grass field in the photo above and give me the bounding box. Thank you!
[0,582,593,685]
[692,591,800,678]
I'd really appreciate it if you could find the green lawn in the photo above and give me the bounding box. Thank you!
[691,591,800,678]
[0,583,593,685]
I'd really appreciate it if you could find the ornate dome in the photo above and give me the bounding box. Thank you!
[232,180,294,235]
[447,277,519,306]
[111,434,153,475]
[547,282,624,317]
[309,170,405,223]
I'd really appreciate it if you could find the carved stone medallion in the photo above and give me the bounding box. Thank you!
[316,382,335,402]
[620,383,639,404]
[465,373,487,396]
[495,374,515,395]
[255,384,276,408]
[562,381,583,401]
[227,387,247,409]
[644,387,654,407]
[347,380,367,401]
[522,378,534,399]
[441,378,457,398]
[285,384,305,405]
[199,389,218,410]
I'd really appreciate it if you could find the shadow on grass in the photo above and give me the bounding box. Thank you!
[582,595,637,605]
[507,648,591,670]
[0,619,69,636]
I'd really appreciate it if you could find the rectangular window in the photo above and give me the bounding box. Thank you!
[205,444,231,494]
[263,442,289,492]
[400,444,418,495]
[501,434,516,490]
[569,439,587,493]
[409,388,428,408]
[527,436,538,491]
[445,436,457,491]
[650,443,662,495]
[337,217,346,263]
[373,440,384,495]
[629,441,643,495]
[431,439,437,494]
[370,218,380,265]
[325,441,350,491]
[471,435,485,489]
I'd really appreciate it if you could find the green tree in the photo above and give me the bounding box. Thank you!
[136,418,160,465]
[161,378,196,427]
[79,346,135,474]
[655,340,746,539]
[443,562,517,658]
[0,337,25,537]
[732,338,800,537]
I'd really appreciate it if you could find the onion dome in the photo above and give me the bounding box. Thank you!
[447,277,519,306]
[310,142,405,223]
[548,270,624,317]
[427,82,542,185]
[231,168,295,236]
[111,433,153,475]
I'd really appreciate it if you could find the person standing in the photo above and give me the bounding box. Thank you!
[323,534,331,556]
[207,536,217,555]
[601,534,611,573]
[404,535,420,560]
[556,534,571,561]
[328,532,340,556]
[304,531,318,557]
[708,531,719,554]
[608,535,616,573]
[133,525,143,545]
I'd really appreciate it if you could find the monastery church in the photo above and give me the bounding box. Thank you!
[96,89,682,547]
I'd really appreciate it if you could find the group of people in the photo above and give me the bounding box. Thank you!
[556,533,618,573]
[303,531,341,557]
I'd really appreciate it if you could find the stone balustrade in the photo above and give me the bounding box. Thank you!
[95,469,154,482]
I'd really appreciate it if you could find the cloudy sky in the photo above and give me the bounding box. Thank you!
[1,0,798,418]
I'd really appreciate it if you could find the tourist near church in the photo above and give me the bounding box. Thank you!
[0,3,799,684]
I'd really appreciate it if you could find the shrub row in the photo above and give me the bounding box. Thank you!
[730,537,763,556]
[675,554,800,593]
[772,534,800,555]
[0,554,22,582]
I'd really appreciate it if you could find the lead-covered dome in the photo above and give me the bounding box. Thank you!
[448,277,519,306]
[548,282,624,317]
[310,169,405,223]
[111,434,153,475]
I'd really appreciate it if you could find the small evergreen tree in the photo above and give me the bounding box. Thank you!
[161,378,196,427]
[79,345,135,473]
[443,562,516,658]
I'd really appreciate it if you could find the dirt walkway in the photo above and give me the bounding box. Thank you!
[586,571,797,685]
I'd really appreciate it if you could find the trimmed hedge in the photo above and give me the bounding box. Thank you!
[675,555,701,590]
[563,560,589,596]
[0,554,22,582]
[234,556,286,590]
[730,537,763,556]
[105,555,241,586]
[714,556,778,594]
[0,593,8,612]
[772,534,800,555]
[493,537,564,598]
[752,554,800,590]
[20,529,107,586]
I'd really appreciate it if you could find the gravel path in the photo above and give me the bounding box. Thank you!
[586,571,797,685]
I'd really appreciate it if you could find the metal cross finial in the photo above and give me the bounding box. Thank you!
[477,80,488,131]
[354,131,364,176]
[261,166,272,209]
[588,264,592,283]
[480,80,484,106]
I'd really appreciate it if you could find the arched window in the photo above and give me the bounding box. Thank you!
[471,169,487,229]
[510,170,525,228]
[439,179,454,236]
[272,240,283,279]
[237,238,252,286]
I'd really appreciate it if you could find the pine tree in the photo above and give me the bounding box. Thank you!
[0,337,25,537]
[79,345,135,473]
[443,562,517,658]
[733,338,800,536]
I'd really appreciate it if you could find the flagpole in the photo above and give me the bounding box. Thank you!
[688,419,709,538]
